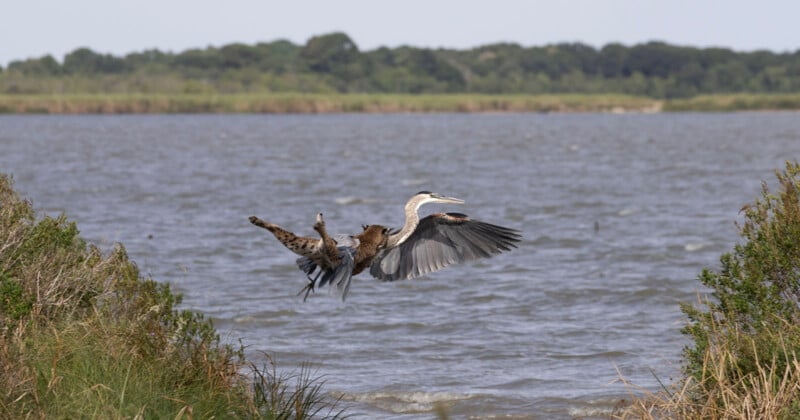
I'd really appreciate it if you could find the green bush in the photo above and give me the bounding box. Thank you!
[681,161,800,413]
[0,271,32,321]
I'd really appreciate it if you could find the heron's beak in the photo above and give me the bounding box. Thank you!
[436,195,465,205]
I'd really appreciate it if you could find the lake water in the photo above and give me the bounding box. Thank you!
[2,113,800,418]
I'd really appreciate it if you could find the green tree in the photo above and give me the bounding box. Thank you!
[553,42,598,75]
[598,43,628,77]
[253,40,301,73]
[707,61,751,91]
[300,32,360,74]
[625,42,693,78]
[219,43,260,69]
[63,48,125,74]
[404,49,465,89]
[7,55,62,76]
[123,49,168,68]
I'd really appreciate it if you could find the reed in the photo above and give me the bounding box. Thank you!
[617,313,800,419]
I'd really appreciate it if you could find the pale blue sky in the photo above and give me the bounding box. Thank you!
[3,0,799,66]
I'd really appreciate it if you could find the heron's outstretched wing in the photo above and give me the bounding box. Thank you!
[369,212,521,281]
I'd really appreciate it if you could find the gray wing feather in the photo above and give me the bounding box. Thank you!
[312,246,357,301]
[369,213,521,281]
[296,256,317,275]
[297,246,357,302]
[295,235,358,275]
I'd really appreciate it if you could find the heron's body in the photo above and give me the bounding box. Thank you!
[250,191,521,301]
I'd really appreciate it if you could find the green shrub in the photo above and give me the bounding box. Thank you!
[619,162,800,419]
[681,161,800,412]
[0,271,33,321]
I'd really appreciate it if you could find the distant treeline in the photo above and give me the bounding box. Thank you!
[3,32,800,98]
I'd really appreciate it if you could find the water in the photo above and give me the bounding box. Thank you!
[2,113,800,418]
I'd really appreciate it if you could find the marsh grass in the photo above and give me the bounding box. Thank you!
[249,357,347,420]
[617,311,800,419]
[3,92,800,114]
[0,174,343,418]
[663,93,800,112]
[0,93,661,114]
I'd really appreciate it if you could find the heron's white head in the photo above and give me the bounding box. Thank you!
[389,191,467,247]
[412,191,465,208]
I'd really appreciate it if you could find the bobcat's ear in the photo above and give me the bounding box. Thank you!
[362,224,369,231]
[383,227,391,234]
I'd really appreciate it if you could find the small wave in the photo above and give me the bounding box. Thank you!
[617,207,640,217]
[565,396,622,419]
[334,196,361,205]
[233,308,299,324]
[340,390,473,414]
[334,196,384,205]
[684,242,710,252]
[550,351,629,360]
[234,315,257,323]
[567,406,615,418]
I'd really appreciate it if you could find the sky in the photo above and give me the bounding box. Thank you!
[3,0,800,66]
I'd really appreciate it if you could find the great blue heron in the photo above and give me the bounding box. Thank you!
[288,191,521,299]
[367,191,522,281]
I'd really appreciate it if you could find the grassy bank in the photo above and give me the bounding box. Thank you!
[0,174,343,418]
[3,92,800,114]
[663,93,800,112]
[0,93,661,114]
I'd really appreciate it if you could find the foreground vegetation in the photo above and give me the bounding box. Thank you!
[620,162,800,419]
[0,175,343,418]
[3,32,800,100]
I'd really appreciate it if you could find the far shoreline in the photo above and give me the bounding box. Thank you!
[1,93,800,114]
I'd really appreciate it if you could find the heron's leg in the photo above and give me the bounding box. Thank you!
[297,269,323,302]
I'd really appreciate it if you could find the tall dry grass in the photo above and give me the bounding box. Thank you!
[618,314,800,419]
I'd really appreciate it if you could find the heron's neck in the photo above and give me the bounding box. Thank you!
[388,201,420,247]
